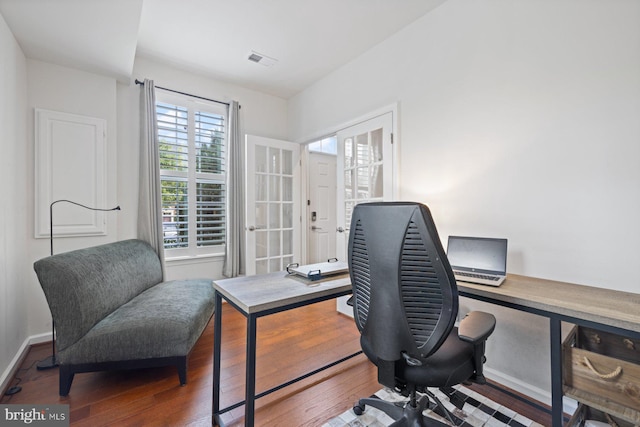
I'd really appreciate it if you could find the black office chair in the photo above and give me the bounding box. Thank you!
[348,202,496,426]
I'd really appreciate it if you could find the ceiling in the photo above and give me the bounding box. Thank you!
[0,0,446,98]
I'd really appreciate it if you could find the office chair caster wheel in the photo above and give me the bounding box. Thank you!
[353,403,365,416]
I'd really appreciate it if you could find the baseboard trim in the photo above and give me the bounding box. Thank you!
[0,332,53,396]
[485,367,577,416]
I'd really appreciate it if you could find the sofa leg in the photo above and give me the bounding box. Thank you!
[177,357,187,386]
[59,365,75,396]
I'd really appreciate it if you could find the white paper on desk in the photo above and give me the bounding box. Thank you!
[287,261,348,278]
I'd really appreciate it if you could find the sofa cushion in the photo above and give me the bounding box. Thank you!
[58,279,215,365]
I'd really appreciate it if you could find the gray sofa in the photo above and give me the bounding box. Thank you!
[33,239,215,396]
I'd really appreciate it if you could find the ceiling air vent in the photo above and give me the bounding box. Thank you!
[247,51,277,67]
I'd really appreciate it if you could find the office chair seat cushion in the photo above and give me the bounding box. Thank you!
[399,327,475,388]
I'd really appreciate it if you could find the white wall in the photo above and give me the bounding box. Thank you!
[0,11,29,390]
[25,59,121,340]
[289,0,640,402]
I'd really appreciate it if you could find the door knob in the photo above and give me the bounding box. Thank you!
[336,227,345,233]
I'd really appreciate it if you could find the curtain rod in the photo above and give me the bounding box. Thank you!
[135,79,231,107]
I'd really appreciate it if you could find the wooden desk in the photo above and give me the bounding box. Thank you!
[211,271,358,427]
[457,274,640,427]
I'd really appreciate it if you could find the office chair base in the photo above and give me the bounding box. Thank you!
[353,394,449,427]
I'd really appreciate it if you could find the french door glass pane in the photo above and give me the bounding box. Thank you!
[283,230,293,254]
[256,203,267,229]
[344,138,353,168]
[269,147,280,173]
[357,167,369,199]
[269,258,281,272]
[283,203,293,228]
[345,201,355,228]
[282,150,293,174]
[269,231,280,257]
[269,176,280,201]
[282,177,293,201]
[256,175,267,201]
[255,145,267,173]
[345,170,354,199]
[256,231,267,258]
[356,133,369,165]
[371,164,384,198]
[371,129,383,162]
[283,255,294,268]
[269,203,280,228]
[257,259,268,274]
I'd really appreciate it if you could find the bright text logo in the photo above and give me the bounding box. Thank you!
[0,405,68,427]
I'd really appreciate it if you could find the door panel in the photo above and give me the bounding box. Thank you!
[246,135,301,276]
[308,152,337,263]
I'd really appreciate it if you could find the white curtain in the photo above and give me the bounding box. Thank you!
[138,79,166,277]
[223,100,245,277]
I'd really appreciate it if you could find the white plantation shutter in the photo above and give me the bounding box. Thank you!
[156,95,227,256]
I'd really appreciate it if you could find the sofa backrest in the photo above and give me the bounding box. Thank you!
[33,239,163,352]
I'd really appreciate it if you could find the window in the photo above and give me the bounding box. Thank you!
[156,94,227,256]
[307,135,337,155]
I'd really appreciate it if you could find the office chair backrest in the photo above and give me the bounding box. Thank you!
[348,202,458,362]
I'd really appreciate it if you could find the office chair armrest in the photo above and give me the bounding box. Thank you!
[458,311,496,344]
[459,311,496,385]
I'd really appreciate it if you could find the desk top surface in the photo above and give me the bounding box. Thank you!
[214,271,640,332]
[213,271,352,314]
[457,274,640,333]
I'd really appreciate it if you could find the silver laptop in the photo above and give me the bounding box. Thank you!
[447,236,508,286]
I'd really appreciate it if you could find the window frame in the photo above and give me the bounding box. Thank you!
[156,91,227,259]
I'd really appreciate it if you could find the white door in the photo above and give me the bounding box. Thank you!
[336,112,395,259]
[307,152,337,263]
[336,112,395,315]
[245,135,301,275]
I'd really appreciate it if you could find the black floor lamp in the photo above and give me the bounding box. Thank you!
[37,199,121,370]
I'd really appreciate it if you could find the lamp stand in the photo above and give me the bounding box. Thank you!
[37,199,120,371]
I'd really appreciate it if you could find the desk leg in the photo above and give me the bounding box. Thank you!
[245,314,257,427]
[212,293,223,426]
[550,318,563,427]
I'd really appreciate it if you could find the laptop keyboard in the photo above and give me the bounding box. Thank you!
[455,271,500,281]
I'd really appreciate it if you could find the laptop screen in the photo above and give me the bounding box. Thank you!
[447,236,508,275]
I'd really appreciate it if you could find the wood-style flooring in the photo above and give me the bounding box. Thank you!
[1,300,552,426]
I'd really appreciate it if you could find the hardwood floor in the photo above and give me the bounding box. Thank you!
[2,300,552,426]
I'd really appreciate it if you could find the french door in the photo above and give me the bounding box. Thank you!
[336,112,395,259]
[245,135,301,275]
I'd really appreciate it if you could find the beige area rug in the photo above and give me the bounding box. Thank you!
[323,385,544,427]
